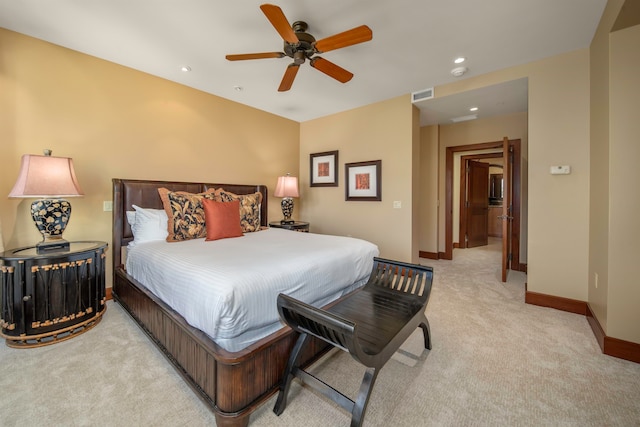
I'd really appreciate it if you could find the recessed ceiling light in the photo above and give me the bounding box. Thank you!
[180,66,191,72]
[469,107,478,111]
[454,57,466,64]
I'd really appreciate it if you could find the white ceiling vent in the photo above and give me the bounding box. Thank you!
[451,114,477,123]
[411,87,434,103]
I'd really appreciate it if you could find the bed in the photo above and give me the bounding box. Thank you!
[111,178,378,427]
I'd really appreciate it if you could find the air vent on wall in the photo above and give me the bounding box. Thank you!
[411,87,434,103]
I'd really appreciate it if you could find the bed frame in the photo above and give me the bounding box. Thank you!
[111,178,332,427]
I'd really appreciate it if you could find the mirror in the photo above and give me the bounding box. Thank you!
[489,173,503,204]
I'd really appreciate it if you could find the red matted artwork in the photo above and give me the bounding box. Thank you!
[345,160,381,201]
[310,151,339,187]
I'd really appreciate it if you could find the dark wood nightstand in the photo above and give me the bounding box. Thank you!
[0,241,108,348]
[269,221,310,232]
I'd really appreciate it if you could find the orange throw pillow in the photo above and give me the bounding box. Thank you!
[202,199,244,241]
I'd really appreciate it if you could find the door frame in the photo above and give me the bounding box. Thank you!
[444,139,524,272]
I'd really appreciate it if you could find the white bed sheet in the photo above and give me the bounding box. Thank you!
[125,228,379,352]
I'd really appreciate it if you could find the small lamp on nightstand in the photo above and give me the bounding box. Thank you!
[8,149,84,253]
[274,173,299,224]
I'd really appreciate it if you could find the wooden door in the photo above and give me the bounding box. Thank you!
[501,137,512,282]
[466,160,489,248]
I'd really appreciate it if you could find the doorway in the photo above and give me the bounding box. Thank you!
[459,154,504,248]
[444,139,525,274]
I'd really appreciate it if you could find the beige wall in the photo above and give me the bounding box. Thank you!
[607,23,640,343]
[411,105,421,262]
[299,95,418,262]
[588,0,640,344]
[418,125,439,254]
[588,0,622,338]
[432,50,590,302]
[0,29,300,288]
[526,51,591,301]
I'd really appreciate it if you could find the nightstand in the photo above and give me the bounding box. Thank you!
[269,221,310,232]
[0,241,108,348]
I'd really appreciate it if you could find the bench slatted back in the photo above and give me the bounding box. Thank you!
[366,258,433,304]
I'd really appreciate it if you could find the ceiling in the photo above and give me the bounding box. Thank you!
[0,0,606,125]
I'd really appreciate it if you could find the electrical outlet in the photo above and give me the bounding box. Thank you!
[594,273,598,289]
[103,201,113,212]
[393,201,402,209]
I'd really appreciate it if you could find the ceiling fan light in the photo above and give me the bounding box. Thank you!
[293,50,306,65]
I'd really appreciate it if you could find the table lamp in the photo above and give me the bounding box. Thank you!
[8,149,84,252]
[274,173,299,224]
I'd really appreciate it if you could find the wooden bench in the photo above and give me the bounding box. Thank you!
[273,257,434,427]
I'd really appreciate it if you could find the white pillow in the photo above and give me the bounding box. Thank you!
[127,205,168,246]
[126,211,137,228]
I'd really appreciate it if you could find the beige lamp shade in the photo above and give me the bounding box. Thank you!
[274,175,299,198]
[8,151,83,252]
[9,153,83,198]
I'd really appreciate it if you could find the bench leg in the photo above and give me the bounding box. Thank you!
[350,367,380,427]
[419,315,432,350]
[274,332,311,416]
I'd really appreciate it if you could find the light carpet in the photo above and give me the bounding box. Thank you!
[1,239,639,426]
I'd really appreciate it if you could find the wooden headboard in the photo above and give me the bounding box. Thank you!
[112,178,268,271]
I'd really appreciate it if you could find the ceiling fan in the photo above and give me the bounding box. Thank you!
[226,4,373,92]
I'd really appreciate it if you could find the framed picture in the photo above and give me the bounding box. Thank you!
[345,160,381,201]
[310,150,339,187]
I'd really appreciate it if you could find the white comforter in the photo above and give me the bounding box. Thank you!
[125,228,379,352]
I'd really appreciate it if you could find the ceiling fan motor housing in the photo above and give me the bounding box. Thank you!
[284,21,316,63]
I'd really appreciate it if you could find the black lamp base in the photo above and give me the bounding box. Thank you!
[31,198,72,253]
[280,197,295,225]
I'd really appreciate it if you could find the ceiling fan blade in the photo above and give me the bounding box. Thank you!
[310,57,353,83]
[260,4,299,44]
[314,25,372,53]
[278,64,300,92]
[226,52,285,61]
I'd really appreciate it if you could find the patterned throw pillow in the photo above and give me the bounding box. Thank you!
[158,188,217,242]
[214,189,263,233]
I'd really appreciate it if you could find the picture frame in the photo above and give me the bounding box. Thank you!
[345,160,382,201]
[310,150,339,187]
